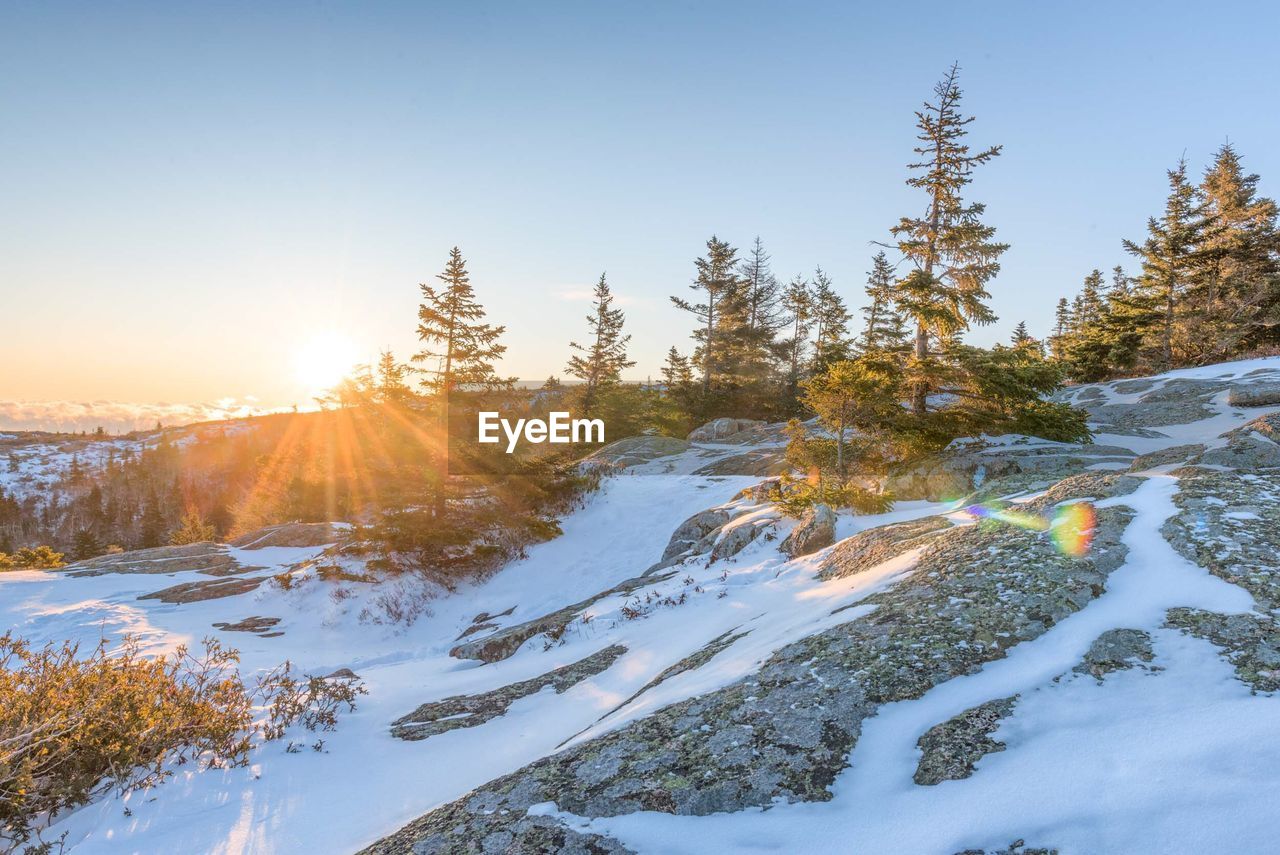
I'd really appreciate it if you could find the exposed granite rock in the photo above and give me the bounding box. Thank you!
[599,629,750,722]
[914,696,1018,785]
[364,495,1133,853]
[661,508,733,562]
[1073,628,1154,680]
[212,616,281,634]
[1129,443,1206,471]
[450,572,675,664]
[586,436,692,468]
[392,645,627,741]
[779,503,835,557]
[66,542,256,577]
[691,448,788,476]
[1227,382,1280,407]
[1200,412,1280,469]
[709,516,775,563]
[687,418,767,443]
[818,516,952,581]
[1166,609,1280,693]
[229,522,344,548]
[1162,468,1280,609]
[885,437,1135,502]
[139,576,266,604]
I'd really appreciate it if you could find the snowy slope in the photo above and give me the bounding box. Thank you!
[5,357,1280,853]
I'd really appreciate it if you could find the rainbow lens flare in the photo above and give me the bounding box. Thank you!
[963,500,1096,557]
[1050,502,1096,558]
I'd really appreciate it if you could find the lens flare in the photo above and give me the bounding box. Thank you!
[1050,502,1096,557]
[963,500,1096,557]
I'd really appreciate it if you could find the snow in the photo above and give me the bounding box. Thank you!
[5,358,1280,852]
[552,472,1268,855]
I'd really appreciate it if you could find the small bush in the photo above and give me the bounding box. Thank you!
[257,663,366,741]
[0,546,66,572]
[0,635,251,852]
[0,635,365,852]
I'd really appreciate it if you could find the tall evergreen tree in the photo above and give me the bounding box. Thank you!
[779,275,813,406]
[860,251,907,354]
[414,247,508,396]
[671,236,740,394]
[1196,143,1280,359]
[891,64,1008,414]
[567,273,635,416]
[736,237,785,340]
[810,267,852,372]
[1123,159,1218,369]
[1010,320,1031,346]
[1050,297,1071,359]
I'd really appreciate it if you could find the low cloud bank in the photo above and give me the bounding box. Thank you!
[0,398,288,434]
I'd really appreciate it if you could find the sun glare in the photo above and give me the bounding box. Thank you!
[293,331,358,392]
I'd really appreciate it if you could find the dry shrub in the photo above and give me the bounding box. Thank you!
[0,635,251,853]
[0,635,366,853]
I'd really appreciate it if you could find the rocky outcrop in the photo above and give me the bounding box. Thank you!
[709,516,776,563]
[363,489,1134,853]
[1227,382,1280,407]
[884,436,1135,502]
[450,572,675,664]
[779,503,835,557]
[818,516,952,580]
[392,645,627,741]
[691,448,788,476]
[138,576,266,604]
[914,696,1018,785]
[660,508,734,563]
[1166,609,1280,693]
[66,542,256,577]
[1162,467,1280,609]
[586,436,692,468]
[228,522,344,549]
[1199,413,1280,469]
[211,615,282,636]
[1073,628,1154,680]
[687,418,767,443]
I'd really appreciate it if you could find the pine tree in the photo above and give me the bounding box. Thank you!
[671,236,740,394]
[810,267,852,372]
[891,64,1008,414]
[1196,143,1280,359]
[1050,297,1071,359]
[1123,158,1218,369]
[413,247,509,516]
[567,273,635,416]
[71,528,102,561]
[737,236,783,343]
[1079,269,1106,326]
[374,350,414,403]
[1010,321,1031,346]
[860,252,907,354]
[414,247,509,396]
[170,510,215,545]
[779,275,813,408]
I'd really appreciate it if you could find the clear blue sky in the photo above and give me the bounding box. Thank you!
[3,1,1279,411]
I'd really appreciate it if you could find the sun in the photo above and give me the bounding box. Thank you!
[293,331,359,392]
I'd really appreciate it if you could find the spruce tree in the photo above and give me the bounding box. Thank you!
[1010,320,1031,346]
[567,273,635,416]
[414,247,508,396]
[1197,143,1280,359]
[779,275,813,408]
[860,252,907,355]
[1050,297,1071,359]
[810,267,852,372]
[891,64,1008,414]
[1123,158,1217,369]
[671,236,740,394]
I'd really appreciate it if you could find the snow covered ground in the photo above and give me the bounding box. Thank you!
[5,357,1280,853]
